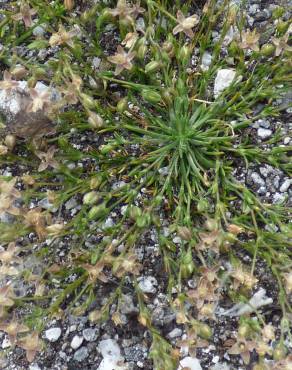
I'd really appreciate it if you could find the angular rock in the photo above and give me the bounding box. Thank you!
[0,80,57,139]
[45,327,61,342]
[214,69,236,98]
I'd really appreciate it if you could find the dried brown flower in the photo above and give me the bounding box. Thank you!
[24,207,47,239]
[108,0,133,22]
[12,3,37,28]
[173,10,199,38]
[49,25,78,47]
[113,252,142,278]
[272,32,292,56]
[35,146,59,172]
[17,331,42,362]
[108,45,136,75]
[0,71,19,92]
[228,338,257,364]
[230,265,258,290]
[0,318,29,344]
[82,261,108,283]
[27,88,51,113]
[0,242,21,264]
[239,29,260,51]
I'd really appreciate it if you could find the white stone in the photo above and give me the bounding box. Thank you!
[1,337,11,349]
[45,327,62,342]
[98,339,126,370]
[257,128,272,139]
[219,288,272,316]
[177,357,202,370]
[168,328,183,339]
[214,69,236,98]
[201,52,212,71]
[280,179,291,193]
[211,363,231,370]
[138,276,158,294]
[71,335,83,349]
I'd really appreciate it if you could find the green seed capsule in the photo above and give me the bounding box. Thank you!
[276,20,289,34]
[273,343,287,360]
[137,44,147,59]
[145,61,161,73]
[136,213,151,228]
[197,199,208,212]
[80,93,96,109]
[117,97,128,113]
[129,206,142,219]
[198,323,212,339]
[177,45,190,63]
[141,89,161,104]
[260,44,275,57]
[83,191,99,205]
[88,203,107,220]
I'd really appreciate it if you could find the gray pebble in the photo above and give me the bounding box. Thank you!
[45,327,62,342]
[73,346,89,362]
[257,127,272,139]
[82,328,98,342]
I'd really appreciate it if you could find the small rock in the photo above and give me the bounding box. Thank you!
[98,339,126,370]
[45,327,61,342]
[279,179,291,193]
[211,363,231,370]
[71,335,83,350]
[83,328,98,342]
[178,357,202,370]
[29,365,41,370]
[214,69,236,98]
[1,337,11,349]
[201,52,212,71]
[73,346,89,362]
[251,172,265,187]
[168,328,182,339]
[257,127,272,139]
[32,25,45,37]
[119,294,138,315]
[138,276,158,294]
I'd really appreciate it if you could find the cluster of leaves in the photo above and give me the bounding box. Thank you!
[0,0,291,368]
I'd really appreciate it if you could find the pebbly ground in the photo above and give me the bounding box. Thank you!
[0,0,291,370]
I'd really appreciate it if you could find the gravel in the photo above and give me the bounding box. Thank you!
[44,327,62,342]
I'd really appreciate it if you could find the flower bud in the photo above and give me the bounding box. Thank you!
[198,323,212,339]
[205,218,217,231]
[145,61,161,74]
[100,144,114,154]
[141,89,161,104]
[117,97,128,112]
[161,88,173,105]
[197,198,208,212]
[276,20,289,34]
[80,93,96,109]
[4,134,16,150]
[83,191,99,205]
[88,111,104,129]
[90,175,103,190]
[129,206,142,219]
[162,41,174,55]
[88,203,107,220]
[136,213,151,228]
[177,45,190,63]
[273,343,287,360]
[137,44,147,59]
[260,44,275,57]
